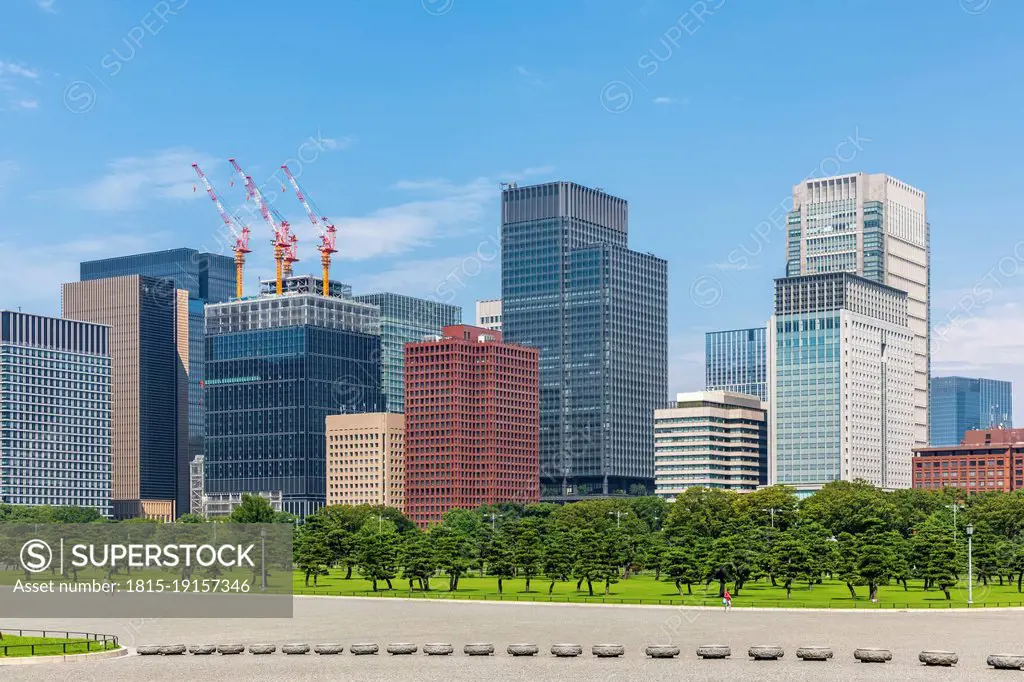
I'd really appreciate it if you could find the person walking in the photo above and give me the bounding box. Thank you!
[723,588,732,611]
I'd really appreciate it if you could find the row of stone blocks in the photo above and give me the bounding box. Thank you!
[131,643,980,665]
[135,643,618,657]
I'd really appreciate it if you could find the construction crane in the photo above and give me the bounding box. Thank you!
[227,158,294,295]
[281,164,338,296]
[191,163,251,299]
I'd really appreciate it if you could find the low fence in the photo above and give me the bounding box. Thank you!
[290,589,1024,609]
[0,628,119,657]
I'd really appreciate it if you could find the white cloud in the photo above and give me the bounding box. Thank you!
[54,148,213,212]
[274,166,550,263]
[0,232,159,315]
[932,298,1024,423]
[35,0,57,12]
[515,66,545,87]
[352,255,480,297]
[0,61,41,110]
[318,135,353,152]
[652,96,676,104]
[0,62,39,79]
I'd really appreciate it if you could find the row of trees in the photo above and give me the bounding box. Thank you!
[289,483,1024,600]
[7,483,1024,601]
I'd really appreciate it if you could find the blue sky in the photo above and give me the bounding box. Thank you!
[1,0,1022,419]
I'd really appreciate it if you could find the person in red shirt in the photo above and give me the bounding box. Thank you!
[723,588,732,611]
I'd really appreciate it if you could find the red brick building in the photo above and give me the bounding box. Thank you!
[403,325,539,526]
[913,429,1024,493]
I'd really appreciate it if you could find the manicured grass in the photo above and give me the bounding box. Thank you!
[291,570,1024,609]
[0,634,119,657]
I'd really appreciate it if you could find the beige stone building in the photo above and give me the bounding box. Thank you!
[62,275,188,520]
[326,413,404,508]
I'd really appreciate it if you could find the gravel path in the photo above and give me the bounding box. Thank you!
[3,596,1023,680]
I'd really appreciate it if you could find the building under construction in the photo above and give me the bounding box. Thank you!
[202,275,384,517]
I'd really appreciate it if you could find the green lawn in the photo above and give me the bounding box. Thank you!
[291,571,1024,609]
[0,634,119,657]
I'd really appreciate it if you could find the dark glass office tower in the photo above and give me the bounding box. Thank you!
[501,181,668,499]
[204,276,383,517]
[80,248,235,513]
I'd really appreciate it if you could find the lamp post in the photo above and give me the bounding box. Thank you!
[966,524,974,606]
[608,511,627,528]
[947,503,961,543]
[762,508,779,529]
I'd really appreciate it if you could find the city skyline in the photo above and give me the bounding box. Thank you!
[1,2,1021,423]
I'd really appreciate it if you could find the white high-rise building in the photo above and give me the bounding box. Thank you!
[654,391,767,500]
[768,273,915,493]
[786,173,928,448]
[475,299,502,332]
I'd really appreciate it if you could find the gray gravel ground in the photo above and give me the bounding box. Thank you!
[4,596,1024,681]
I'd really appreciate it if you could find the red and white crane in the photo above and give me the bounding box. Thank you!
[192,163,251,299]
[227,158,294,295]
[281,164,338,297]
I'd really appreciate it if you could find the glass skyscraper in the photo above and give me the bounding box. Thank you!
[204,276,384,517]
[768,272,915,493]
[352,293,461,413]
[1,311,112,515]
[705,327,767,401]
[785,173,929,449]
[80,248,235,479]
[501,181,668,499]
[929,376,1013,446]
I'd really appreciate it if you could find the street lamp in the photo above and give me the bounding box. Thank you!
[608,510,628,528]
[966,524,974,606]
[762,508,779,529]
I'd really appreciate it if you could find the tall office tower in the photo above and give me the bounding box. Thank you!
[352,293,461,413]
[705,327,768,402]
[929,376,1013,446]
[501,181,668,499]
[654,391,767,499]
[0,311,113,515]
[786,173,929,448]
[326,412,405,508]
[475,299,503,332]
[767,272,915,494]
[80,247,235,511]
[404,325,539,527]
[204,275,383,517]
[62,276,189,520]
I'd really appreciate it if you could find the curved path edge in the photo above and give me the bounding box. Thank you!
[294,593,1024,613]
[0,646,127,666]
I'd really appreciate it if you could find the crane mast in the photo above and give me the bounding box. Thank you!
[227,158,293,295]
[192,163,251,299]
[281,164,338,297]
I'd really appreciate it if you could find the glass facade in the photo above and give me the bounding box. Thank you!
[705,327,767,401]
[929,376,1013,446]
[352,293,461,413]
[771,311,843,486]
[81,248,235,481]
[501,181,668,499]
[769,272,915,491]
[204,284,383,517]
[0,311,112,515]
[785,174,929,451]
